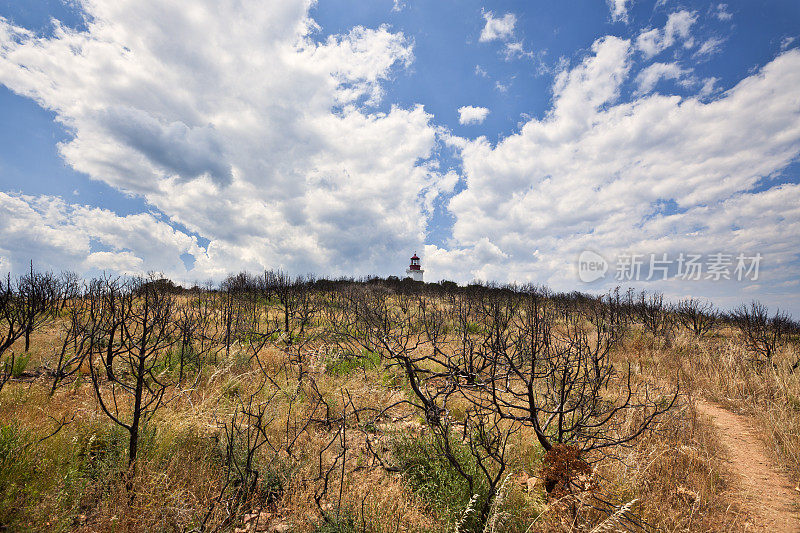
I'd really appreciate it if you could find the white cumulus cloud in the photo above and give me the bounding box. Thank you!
[607,0,631,23]
[438,39,800,311]
[0,0,453,280]
[1,2,799,313]
[634,62,691,95]
[479,10,516,42]
[0,192,202,278]
[695,36,726,57]
[715,3,733,21]
[636,10,697,58]
[458,106,490,125]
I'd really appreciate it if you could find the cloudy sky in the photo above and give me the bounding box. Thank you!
[1,0,799,312]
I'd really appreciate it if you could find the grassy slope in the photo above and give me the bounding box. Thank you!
[0,301,797,532]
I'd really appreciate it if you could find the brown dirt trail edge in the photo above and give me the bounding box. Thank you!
[696,399,800,532]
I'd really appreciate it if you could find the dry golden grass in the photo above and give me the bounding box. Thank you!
[676,329,800,484]
[0,304,797,532]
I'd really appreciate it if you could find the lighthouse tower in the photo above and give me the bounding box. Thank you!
[406,252,424,282]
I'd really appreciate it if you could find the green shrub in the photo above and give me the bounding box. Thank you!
[0,422,126,530]
[11,352,31,378]
[75,426,127,479]
[0,424,39,522]
[466,323,482,334]
[325,350,380,377]
[379,370,402,389]
[391,433,490,530]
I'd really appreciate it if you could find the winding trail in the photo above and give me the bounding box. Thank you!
[695,399,800,532]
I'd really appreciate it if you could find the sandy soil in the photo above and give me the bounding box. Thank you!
[696,399,800,532]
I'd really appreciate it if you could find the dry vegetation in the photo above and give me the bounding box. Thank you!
[0,270,798,532]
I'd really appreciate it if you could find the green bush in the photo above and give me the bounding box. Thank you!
[325,350,381,377]
[0,424,40,522]
[391,433,490,530]
[0,421,127,530]
[465,322,483,335]
[74,425,127,480]
[10,352,31,378]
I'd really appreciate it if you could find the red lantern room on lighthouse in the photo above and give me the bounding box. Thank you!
[405,252,424,282]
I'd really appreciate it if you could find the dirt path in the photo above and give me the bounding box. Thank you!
[695,399,800,532]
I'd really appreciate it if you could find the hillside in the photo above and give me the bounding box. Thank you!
[0,271,798,532]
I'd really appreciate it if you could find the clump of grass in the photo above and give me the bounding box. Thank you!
[312,514,359,533]
[325,350,380,377]
[391,433,490,530]
[482,471,513,533]
[74,425,128,480]
[0,424,40,523]
[589,498,638,533]
[7,352,31,378]
[0,419,129,530]
[379,370,403,389]
[454,493,479,533]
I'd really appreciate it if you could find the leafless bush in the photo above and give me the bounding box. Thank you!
[731,301,793,365]
[88,276,179,467]
[17,264,68,352]
[329,286,519,526]
[50,279,96,393]
[0,267,66,392]
[218,280,254,359]
[215,386,284,525]
[675,297,717,337]
[328,283,677,528]
[477,290,677,458]
[261,270,321,344]
[634,291,675,342]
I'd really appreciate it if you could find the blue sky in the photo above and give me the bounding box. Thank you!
[0,0,799,313]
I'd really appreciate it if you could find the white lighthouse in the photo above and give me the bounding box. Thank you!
[405,252,424,282]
